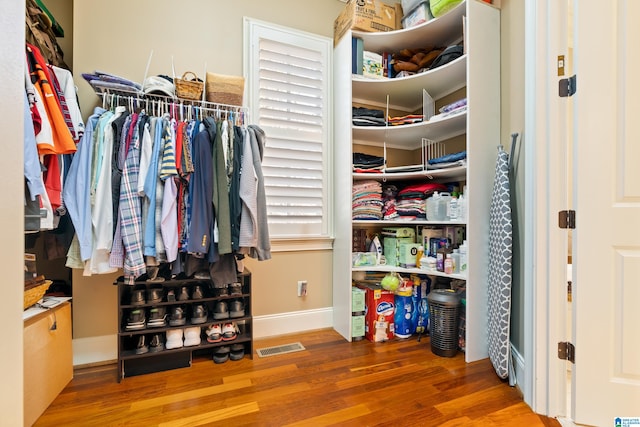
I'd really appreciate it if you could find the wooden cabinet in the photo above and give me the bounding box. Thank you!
[24,301,73,427]
[116,270,253,381]
[332,0,500,362]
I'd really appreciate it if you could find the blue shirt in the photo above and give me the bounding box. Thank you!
[63,107,106,261]
[24,92,46,200]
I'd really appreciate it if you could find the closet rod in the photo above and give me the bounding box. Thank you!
[95,88,248,112]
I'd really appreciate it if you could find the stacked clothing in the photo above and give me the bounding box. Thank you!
[353,152,384,172]
[396,182,448,219]
[428,150,467,169]
[352,180,383,220]
[388,114,424,126]
[352,107,386,127]
[381,184,399,220]
[82,70,143,95]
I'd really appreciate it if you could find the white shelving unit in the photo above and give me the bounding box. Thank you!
[332,0,500,363]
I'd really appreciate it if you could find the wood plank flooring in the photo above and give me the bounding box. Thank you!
[34,329,560,426]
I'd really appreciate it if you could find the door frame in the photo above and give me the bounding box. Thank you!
[524,0,569,418]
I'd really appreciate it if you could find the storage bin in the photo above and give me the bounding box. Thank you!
[402,1,433,29]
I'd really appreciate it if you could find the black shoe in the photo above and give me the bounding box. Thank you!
[213,285,229,297]
[149,334,164,352]
[229,343,245,361]
[148,286,164,304]
[167,289,176,302]
[229,282,243,296]
[213,301,229,320]
[229,299,245,318]
[169,306,187,326]
[147,306,167,327]
[213,346,230,364]
[191,303,208,325]
[126,309,146,330]
[135,335,149,354]
[130,289,146,306]
[192,285,205,299]
[177,286,190,301]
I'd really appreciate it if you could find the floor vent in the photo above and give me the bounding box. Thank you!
[256,342,305,358]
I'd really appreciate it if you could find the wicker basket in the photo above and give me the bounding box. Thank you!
[174,71,204,100]
[206,72,245,106]
[24,280,51,310]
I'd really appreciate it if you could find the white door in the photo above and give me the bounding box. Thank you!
[572,0,640,425]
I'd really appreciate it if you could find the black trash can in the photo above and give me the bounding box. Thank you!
[427,289,461,357]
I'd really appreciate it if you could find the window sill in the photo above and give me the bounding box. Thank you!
[270,237,334,252]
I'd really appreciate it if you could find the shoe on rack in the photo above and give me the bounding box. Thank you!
[165,329,184,350]
[149,333,164,352]
[229,282,243,296]
[192,285,205,300]
[147,306,167,327]
[205,324,222,343]
[229,343,245,361]
[213,301,229,320]
[135,335,149,354]
[148,286,164,304]
[126,309,146,330]
[130,289,146,306]
[221,322,238,341]
[177,286,190,301]
[169,306,187,326]
[213,346,230,364]
[213,285,229,297]
[183,326,202,347]
[190,304,208,325]
[167,289,176,302]
[229,300,245,318]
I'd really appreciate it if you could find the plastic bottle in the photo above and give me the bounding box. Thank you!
[459,241,468,275]
[426,192,441,221]
[448,195,459,221]
[444,253,454,274]
[458,193,466,221]
[439,192,452,220]
[451,248,460,274]
[415,246,424,268]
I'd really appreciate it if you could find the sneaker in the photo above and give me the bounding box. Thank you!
[149,333,164,352]
[177,286,190,301]
[221,322,238,341]
[229,343,245,361]
[148,286,164,304]
[192,285,205,299]
[147,306,167,327]
[213,301,229,320]
[126,309,146,330]
[184,326,202,347]
[190,304,208,325]
[130,289,146,306]
[169,306,187,326]
[229,300,245,318]
[229,282,243,296]
[165,329,184,350]
[135,335,149,354]
[213,346,230,364]
[205,324,222,343]
[213,285,229,297]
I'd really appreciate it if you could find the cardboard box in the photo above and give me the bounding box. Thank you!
[352,314,366,339]
[352,286,366,313]
[334,0,397,46]
[358,283,395,342]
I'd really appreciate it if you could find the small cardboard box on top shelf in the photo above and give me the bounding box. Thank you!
[334,0,402,46]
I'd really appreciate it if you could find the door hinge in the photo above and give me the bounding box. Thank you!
[559,210,576,229]
[558,341,575,363]
[559,75,577,97]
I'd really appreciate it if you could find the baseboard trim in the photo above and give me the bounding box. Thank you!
[72,308,335,366]
[253,307,333,339]
[72,335,117,367]
[511,343,526,392]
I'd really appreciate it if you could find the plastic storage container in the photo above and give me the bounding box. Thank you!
[427,289,461,357]
[402,1,433,29]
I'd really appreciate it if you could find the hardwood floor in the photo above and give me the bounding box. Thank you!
[35,329,560,427]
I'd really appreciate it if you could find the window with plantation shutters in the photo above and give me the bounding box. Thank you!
[244,18,332,246]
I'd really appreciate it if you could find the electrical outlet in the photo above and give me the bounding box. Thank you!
[297,280,308,297]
